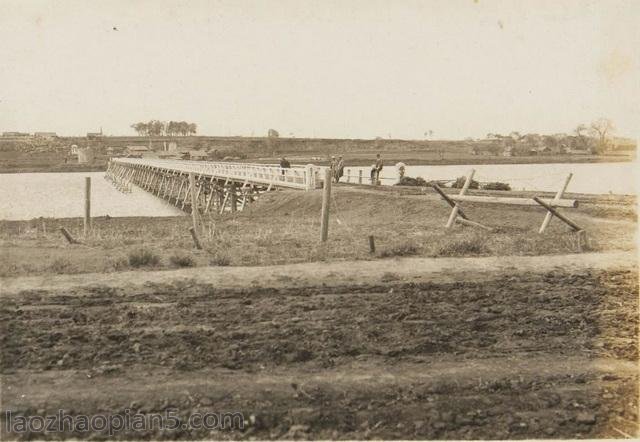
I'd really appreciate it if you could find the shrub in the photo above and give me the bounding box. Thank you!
[128,248,161,268]
[451,176,479,189]
[379,242,419,258]
[482,182,511,191]
[209,253,231,267]
[111,256,130,271]
[169,253,195,268]
[437,238,487,257]
[49,258,74,274]
[396,176,428,187]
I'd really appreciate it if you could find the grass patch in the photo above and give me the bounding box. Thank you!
[378,242,419,258]
[48,258,75,274]
[169,253,196,268]
[209,252,231,267]
[437,237,488,257]
[128,248,161,268]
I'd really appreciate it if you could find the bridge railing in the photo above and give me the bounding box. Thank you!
[111,158,317,190]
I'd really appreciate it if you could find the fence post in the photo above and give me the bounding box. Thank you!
[320,168,332,242]
[358,170,363,184]
[368,235,376,253]
[84,177,91,237]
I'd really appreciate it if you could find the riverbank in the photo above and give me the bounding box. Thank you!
[0,186,635,277]
[254,152,635,167]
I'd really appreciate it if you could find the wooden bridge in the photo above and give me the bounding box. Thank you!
[105,158,320,214]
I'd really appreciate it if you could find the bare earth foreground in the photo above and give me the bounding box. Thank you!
[1,251,638,440]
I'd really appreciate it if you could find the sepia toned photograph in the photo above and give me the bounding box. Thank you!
[0,0,638,440]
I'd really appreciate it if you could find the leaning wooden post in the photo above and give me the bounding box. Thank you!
[60,227,79,244]
[189,227,203,250]
[188,173,201,232]
[320,168,332,242]
[445,169,475,229]
[460,169,476,195]
[533,196,582,231]
[432,184,469,220]
[445,204,461,228]
[84,177,91,237]
[539,173,573,233]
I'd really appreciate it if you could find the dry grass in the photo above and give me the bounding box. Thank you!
[0,187,635,277]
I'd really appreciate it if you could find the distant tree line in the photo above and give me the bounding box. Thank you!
[130,120,197,136]
[482,118,616,156]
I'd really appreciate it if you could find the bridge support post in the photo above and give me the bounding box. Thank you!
[189,173,201,232]
[320,168,332,242]
[229,183,237,212]
[84,177,91,237]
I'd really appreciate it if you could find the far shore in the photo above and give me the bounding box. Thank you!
[0,152,634,174]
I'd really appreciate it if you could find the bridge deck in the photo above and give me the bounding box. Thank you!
[111,158,318,190]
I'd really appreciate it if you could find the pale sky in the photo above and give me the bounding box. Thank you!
[0,0,638,139]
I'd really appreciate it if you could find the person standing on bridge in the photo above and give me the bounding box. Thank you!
[335,156,345,183]
[280,157,291,179]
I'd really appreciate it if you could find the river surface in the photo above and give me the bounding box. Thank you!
[0,162,636,220]
[346,161,637,195]
[0,172,183,221]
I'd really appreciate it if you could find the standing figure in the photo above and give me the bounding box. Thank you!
[336,156,345,183]
[280,157,291,180]
[396,161,406,183]
[374,154,384,185]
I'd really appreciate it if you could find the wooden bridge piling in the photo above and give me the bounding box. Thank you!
[105,158,320,215]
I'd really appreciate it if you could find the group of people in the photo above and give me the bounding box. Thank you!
[329,155,345,183]
[280,154,395,185]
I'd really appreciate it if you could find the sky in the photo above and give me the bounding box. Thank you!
[0,0,638,139]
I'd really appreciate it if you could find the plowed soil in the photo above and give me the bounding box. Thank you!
[1,254,637,440]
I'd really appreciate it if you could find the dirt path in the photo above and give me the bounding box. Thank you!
[1,251,635,296]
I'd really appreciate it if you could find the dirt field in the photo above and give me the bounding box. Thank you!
[1,252,637,440]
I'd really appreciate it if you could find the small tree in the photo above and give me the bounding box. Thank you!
[589,118,614,154]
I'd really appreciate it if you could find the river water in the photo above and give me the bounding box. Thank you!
[346,161,637,195]
[0,172,183,221]
[0,162,636,220]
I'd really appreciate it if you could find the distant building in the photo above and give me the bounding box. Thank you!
[34,132,57,140]
[175,149,209,161]
[126,145,149,157]
[106,146,125,156]
[189,150,209,161]
[157,152,180,159]
[87,128,103,140]
[70,144,79,155]
[2,131,30,137]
